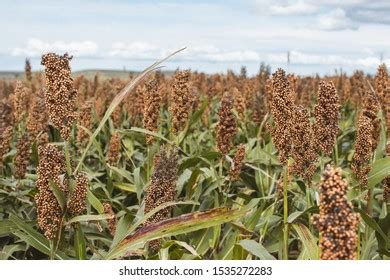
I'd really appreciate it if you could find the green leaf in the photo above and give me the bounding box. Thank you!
[66,214,113,225]
[9,215,70,260]
[292,223,319,260]
[0,220,15,236]
[106,201,256,259]
[74,224,86,260]
[48,178,66,211]
[239,239,276,260]
[87,190,104,214]
[354,207,389,242]
[368,157,390,188]
[287,206,319,224]
[114,182,137,193]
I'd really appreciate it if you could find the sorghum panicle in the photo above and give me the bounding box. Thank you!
[25,58,32,82]
[144,146,178,251]
[375,64,388,106]
[26,90,48,139]
[232,87,245,120]
[14,133,31,179]
[143,80,161,145]
[107,132,121,166]
[216,91,237,155]
[41,53,77,140]
[67,174,89,216]
[35,144,66,240]
[169,70,192,133]
[103,203,116,236]
[77,101,93,147]
[229,144,245,181]
[268,69,295,164]
[351,114,373,187]
[12,81,29,123]
[313,165,359,260]
[290,107,318,181]
[313,81,340,155]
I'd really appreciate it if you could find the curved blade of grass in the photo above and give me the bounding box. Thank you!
[87,190,104,214]
[239,239,276,260]
[10,215,70,260]
[368,157,390,188]
[106,201,255,259]
[292,223,319,260]
[66,214,113,225]
[74,224,86,260]
[74,47,186,174]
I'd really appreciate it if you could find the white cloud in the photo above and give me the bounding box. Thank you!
[269,0,317,16]
[317,8,358,30]
[11,38,98,57]
[108,41,158,59]
[254,0,317,16]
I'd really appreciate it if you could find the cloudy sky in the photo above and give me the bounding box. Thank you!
[0,0,389,75]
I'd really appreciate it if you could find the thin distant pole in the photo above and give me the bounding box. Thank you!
[287,51,290,73]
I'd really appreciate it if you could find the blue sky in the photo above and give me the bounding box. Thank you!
[0,0,389,75]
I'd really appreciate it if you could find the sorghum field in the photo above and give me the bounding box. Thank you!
[0,51,389,260]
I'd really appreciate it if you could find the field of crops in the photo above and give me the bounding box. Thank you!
[0,51,389,260]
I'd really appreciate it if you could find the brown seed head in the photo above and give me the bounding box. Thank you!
[14,133,31,179]
[35,144,66,240]
[143,80,161,145]
[144,145,178,251]
[103,203,117,236]
[313,165,359,260]
[169,70,192,133]
[107,132,121,166]
[77,101,93,147]
[68,174,89,216]
[268,68,295,164]
[229,144,246,181]
[290,107,318,181]
[216,91,237,155]
[375,64,388,105]
[26,90,49,139]
[12,81,29,123]
[313,81,340,155]
[25,59,32,82]
[41,53,77,140]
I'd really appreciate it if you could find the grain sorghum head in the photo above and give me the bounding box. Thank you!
[216,91,237,155]
[26,90,49,139]
[362,90,381,152]
[232,87,245,120]
[229,144,246,181]
[107,132,121,166]
[35,144,66,240]
[14,133,31,179]
[103,203,116,236]
[142,79,161,145]
[25,58,32,82]
[12,81,29,123]
[67,174,89,216]
[125,84,145,125]
[313,81,340,155]
[313,165,359,260]
[290,107,318,181]
[169,70,192,133]
[144,145,178,251]
[0,126,13,167]
[268,68,295,164]
[41,53,77,140]
[351,114,373,187]
[375,64,388,105]
[76,101,93,147]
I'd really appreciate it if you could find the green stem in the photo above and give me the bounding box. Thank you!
[282,163,290,260]
[64,141,72,177]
